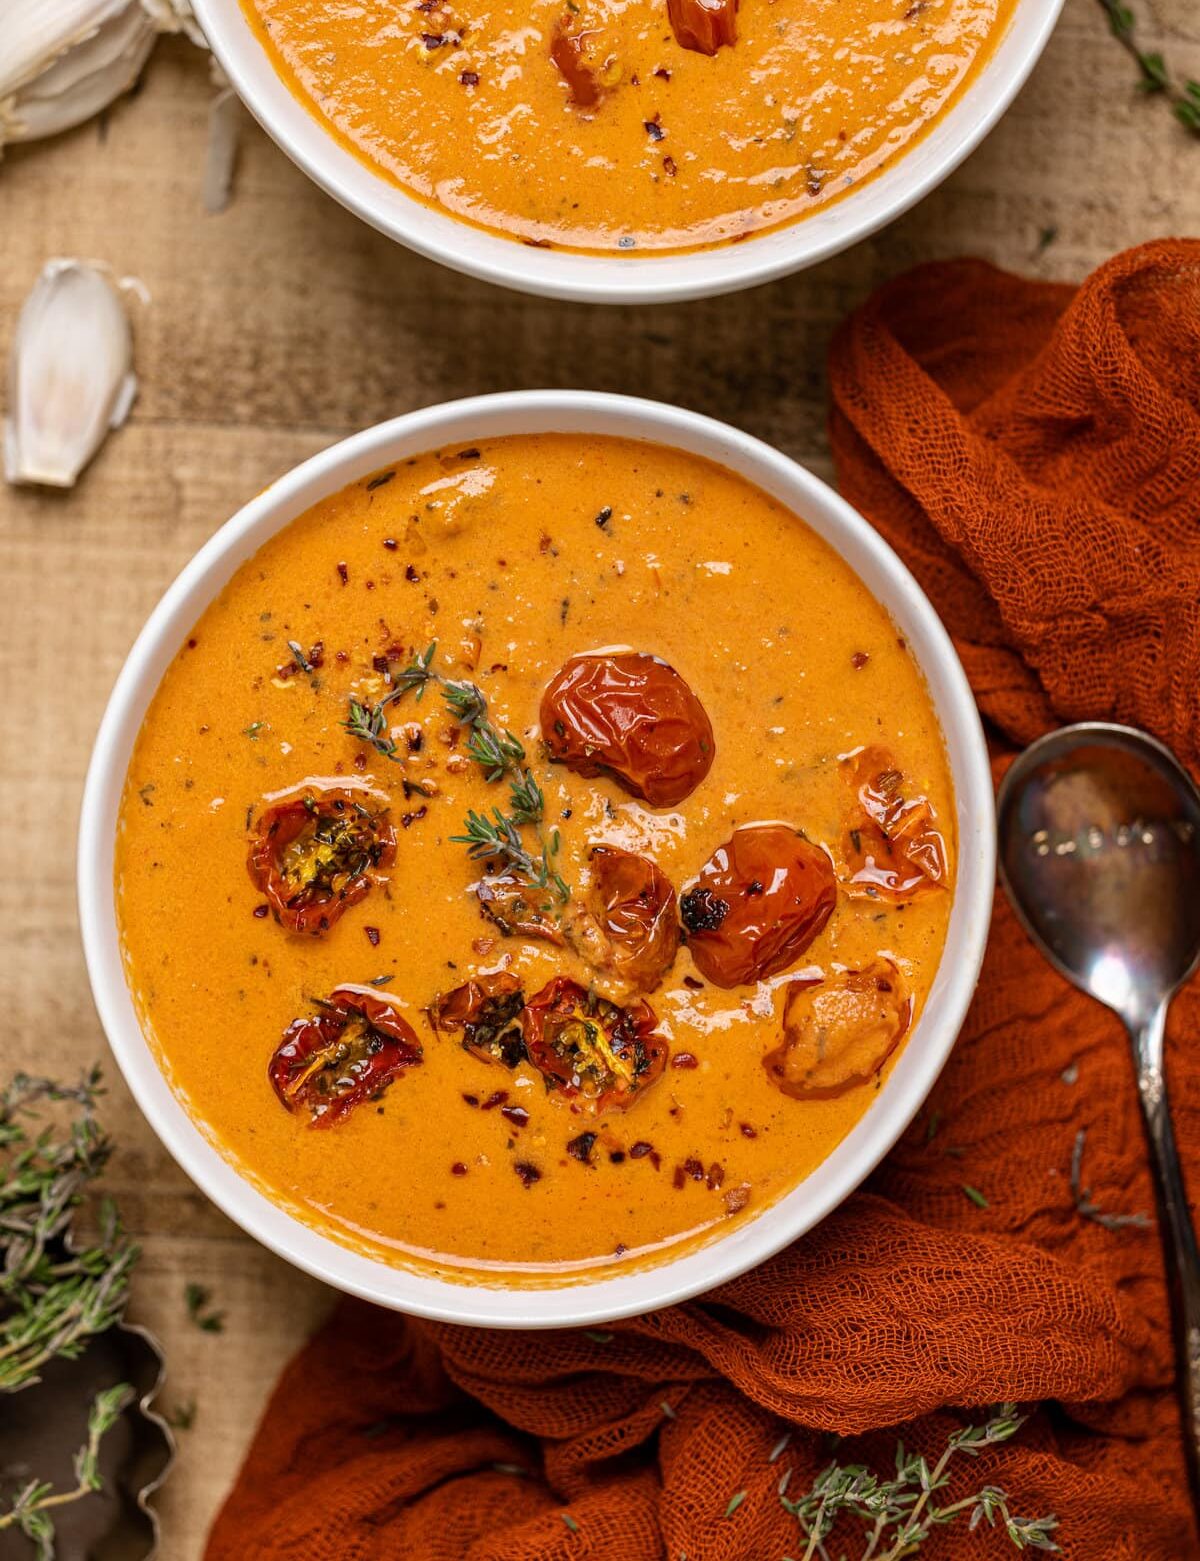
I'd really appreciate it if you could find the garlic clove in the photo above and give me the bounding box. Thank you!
[4,260,138,490]
[0,0,202,149]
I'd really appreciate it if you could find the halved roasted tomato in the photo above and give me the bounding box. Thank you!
[681,823,837,988]
[842,748,948,901]
[521,976,667,1112]
[540,651,714,808]
[428,972,527,1068]
[269,984,422,1126]
[667,0,738,54]
[248,787,395,935]
[476,874,564,944]
[565,845,679,994]
[763,960,912,1099]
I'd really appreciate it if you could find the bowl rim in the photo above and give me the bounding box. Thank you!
[189,0,1065,304]
[78,390,995,1327]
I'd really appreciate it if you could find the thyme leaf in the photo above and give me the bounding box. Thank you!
[1097,0,1200,133]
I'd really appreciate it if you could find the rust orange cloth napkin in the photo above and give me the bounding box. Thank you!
[205,240,1200,1560]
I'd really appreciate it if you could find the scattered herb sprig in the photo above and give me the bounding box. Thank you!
[0,1071,138,1556]
[1070,1128,1150,1232]
[184,1282,225,1333]
[779,1405,1059,1559]
[1098,0,1200,133]
[344,641,568,902]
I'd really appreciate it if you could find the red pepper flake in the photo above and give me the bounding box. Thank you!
[654,65,671,79]
[662,154,677,176]
[739,1122,757,1138]
[567,1131,597,1164]
[629,1141,654,1159]
[353,752,367,772]
[187,637,198,650]
[364,926,381,947]
[524,237,553,249]
[451,1161,468,1176]
[671,1052,699,1070]
[459,69,480,85]
[401,806,428,829]
[405,564,420,583]
[851,650,870,669]
[724,1182,751,1213]
[462,1092,480,1107]
[682,975,704,991]
[644,117,665,142]
[609,1149,626,1165]
[337,562,349,585]
[672,1165,686,1190]
[383,538,398,550]
[480,1090,508,1111]
[253,904,270,919]
[500,1104,530,1128]
[514,1161,541,1188]
[706,1162,725,1190]
[538,533,553,553]
[683,1157,705,1181]
[422,31,450,47]
[405,725,424,754]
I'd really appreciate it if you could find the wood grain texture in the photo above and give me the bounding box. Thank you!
[0,0,1197,1552]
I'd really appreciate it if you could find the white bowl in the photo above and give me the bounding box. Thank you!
[190,0,1062,304]
[79,391,994,1327]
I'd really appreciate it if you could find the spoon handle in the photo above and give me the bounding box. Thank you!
[1133,1004,1200,1505]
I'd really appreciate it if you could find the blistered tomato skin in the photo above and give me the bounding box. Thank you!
[269,984,422,1126]
[248,787,395,935]
[578,845,680,993]
[428,972,527,1068]
[842,747,947,901]
[667,0,739,55]
[550,14,602,108]
[763,961,912,1099]
[540,651,714,809]
[521,975,668,1113]
[682,824,837,988]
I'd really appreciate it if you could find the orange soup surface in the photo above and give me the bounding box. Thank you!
[242,0,1016,253]
[116,434,955,1283]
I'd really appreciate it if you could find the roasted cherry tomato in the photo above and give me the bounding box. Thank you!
[842,748,948,901]
[550,15,602,108]
[540,651,714,808]
[763,961,912,1099]
[476,874,564,944]
[269,984,422,1126]
[521,976,667,1112]
[428,972,527,1068]
[567,845,679,994]
[667,0,738,54]
[681,823,837,988]
[248,787,395,935]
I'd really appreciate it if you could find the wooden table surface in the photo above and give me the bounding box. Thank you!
[2,1,1197,1552]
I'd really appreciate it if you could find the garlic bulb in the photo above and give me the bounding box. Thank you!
[0,0,200,149]
[4,260,138,490]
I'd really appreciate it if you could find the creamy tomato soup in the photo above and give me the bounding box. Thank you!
[116,434,954,1281]
[242,0,1016,253]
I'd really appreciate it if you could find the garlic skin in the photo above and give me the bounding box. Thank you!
[4,260,138,490]
[0,0,200,149]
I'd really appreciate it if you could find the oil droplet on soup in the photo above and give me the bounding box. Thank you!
[115,434,954,1280]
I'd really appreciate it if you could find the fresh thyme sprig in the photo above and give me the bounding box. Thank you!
[0,1071,139,1557]
[0,1382,135,1556]
[779,1405,1059,1559]
[1069,1127,1151,1232]
[344,641,569,902]
[1098,0,1200,133]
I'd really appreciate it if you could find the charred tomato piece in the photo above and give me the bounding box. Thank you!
[540,651,714,808]
[269,984,422,1126]
[476,873,564,944]
[682,823,837,988]
[550,14,602,108]
[566,845,679,994]
[842,748,948,901]
[667,0,738,54]
[428,972,527,1068]
[248,787,395,935]
[522,975,667,1112]
[763,960,912,1099]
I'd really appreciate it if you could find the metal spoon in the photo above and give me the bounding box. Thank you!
[998,721,1200,1509]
